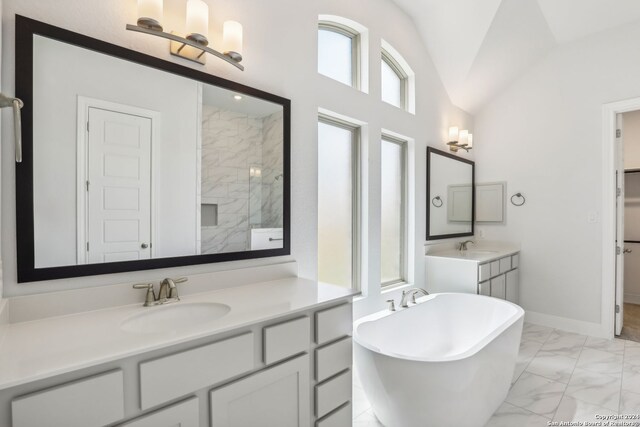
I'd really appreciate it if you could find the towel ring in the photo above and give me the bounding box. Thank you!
[432,196,443,208]
[511,193,526,206]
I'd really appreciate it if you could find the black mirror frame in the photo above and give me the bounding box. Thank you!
[426,147,475,241]
[15,15,291,283]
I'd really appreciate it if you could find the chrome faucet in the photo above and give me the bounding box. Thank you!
[400,288,430,308]
[133,277,188,307]
[458,240,475,251]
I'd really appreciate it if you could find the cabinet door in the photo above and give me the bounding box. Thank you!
[118,397,199,427]
[210,354,310,427]
[506,269,520,304]
[478,281,491,296]
[490,275,506,299]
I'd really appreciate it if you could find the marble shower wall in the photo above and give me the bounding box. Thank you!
[261,111,284,228]
[200,106,283,254]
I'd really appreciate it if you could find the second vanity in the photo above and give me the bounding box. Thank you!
[0,265,358,427]
[425,243,520,303]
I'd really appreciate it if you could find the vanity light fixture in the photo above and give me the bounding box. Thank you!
[128,0,244,70]
[447,126,473,153]
[233,94,243,100]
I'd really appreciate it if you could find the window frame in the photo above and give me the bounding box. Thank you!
[380,134,408,288]
[318,21,361,89]
[381,48,408,110]
[317,115,362,291]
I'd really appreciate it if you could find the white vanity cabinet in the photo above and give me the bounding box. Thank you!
[426,248,520,304]
[0,300,354,427]
[210,354,310,426]
[118,397,199,427]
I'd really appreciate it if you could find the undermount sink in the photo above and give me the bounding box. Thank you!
[121,302,230,334]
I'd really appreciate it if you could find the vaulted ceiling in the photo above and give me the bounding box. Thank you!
[390,0,640,113]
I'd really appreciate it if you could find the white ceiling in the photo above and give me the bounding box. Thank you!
[202,84,282,117]
[391,0,640,113]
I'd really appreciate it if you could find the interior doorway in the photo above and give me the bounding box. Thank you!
[618,110,640,341]
[76,97,159,264]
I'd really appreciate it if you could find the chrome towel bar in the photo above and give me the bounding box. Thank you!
[0,93,24,163]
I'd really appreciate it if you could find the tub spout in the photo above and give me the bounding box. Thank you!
[400,288,429,308]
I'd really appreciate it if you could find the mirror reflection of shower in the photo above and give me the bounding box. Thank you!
[198,86,284,254]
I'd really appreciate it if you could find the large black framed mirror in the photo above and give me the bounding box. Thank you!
[426,147,475,240]
[15,16,291,282]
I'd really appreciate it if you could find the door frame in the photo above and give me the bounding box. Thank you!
[602,97,640,338]
[76,96,161,264]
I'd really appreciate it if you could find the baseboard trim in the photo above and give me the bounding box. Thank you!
[525,310,609,338]
[624,294,640,305]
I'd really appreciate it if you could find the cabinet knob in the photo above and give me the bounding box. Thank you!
[141,243,149,249]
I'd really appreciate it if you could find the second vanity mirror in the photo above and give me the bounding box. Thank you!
[426,147,475,240]
[15,16,290,282]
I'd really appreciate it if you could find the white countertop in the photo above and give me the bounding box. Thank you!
[0,278,358,390]
[425,243,520,263]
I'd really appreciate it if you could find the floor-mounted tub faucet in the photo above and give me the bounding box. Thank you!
[400,288,430,308]
[458,240,475,251]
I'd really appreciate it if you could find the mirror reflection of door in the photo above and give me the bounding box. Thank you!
[81,103,154,264]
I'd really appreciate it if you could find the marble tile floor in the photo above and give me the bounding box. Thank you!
[352,323,640,426]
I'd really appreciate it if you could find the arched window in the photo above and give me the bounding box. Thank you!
[381,49,407,108]
[318,20,360,88]
[381,41,414,113]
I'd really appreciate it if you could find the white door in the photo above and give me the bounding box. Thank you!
[616,113,625,335]
[86,107,152,263]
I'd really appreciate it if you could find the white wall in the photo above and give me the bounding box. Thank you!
[1,0,471,303]
[474,21,640,333]
[32,36,199,268]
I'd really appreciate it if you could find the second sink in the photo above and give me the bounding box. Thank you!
[121,302,230,334]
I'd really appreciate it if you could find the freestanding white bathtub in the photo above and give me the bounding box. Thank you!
[353,293,524,427]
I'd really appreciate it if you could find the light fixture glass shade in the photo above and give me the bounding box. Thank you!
[223,21,243,61]
[459,130,469,146]
[448,126,459,142]
[186,0,209,45]
[137,0,163,30]
[467,134,473,148]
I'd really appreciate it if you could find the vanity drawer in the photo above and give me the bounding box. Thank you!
[479,263,491,282]
[140,332,254,409]
[315,370,352,418]
[118,397,198,427]
[499,257,511,274]
[490,260,500,277]
[315,303,352,345]
[512,254,520,268]
[316,337,352,382]
[316,402,351,427]
[12,370,124,427]
[263,316,310,365]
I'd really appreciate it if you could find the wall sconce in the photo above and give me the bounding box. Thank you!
[447,126,473,152]
[127,0,244,70]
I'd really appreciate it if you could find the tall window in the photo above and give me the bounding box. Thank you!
[318,118,359,289]
[318,22,359,88]
[381,49,408,109]
[380,136,406,286]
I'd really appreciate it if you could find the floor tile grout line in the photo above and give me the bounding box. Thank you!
[554,331,589,421]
